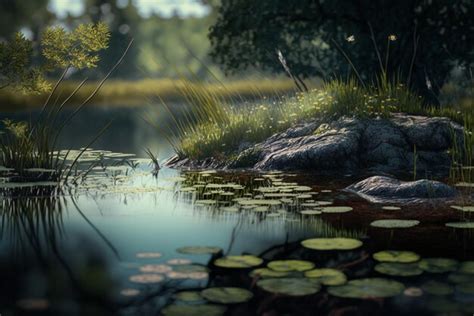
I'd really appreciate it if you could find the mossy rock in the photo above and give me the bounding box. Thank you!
[418,258,459,273]
[257,278,321,296]
[328,278,405,299]
[267,260,315,272]
[161,304,227,316]
[201,287,253,304]
[304,268,347,286]
[301,238,363,250]
[421,281,454,296]
[374,262,423,277]
[373,250,420,263]
[214,255,263,269]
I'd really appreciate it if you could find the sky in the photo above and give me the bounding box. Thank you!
[48,0,210,18]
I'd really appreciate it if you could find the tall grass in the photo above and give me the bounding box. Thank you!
[0,41,132,183]
[0,78,296,110]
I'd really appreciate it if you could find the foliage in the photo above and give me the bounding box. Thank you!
[0,22,110,94]
[209,0,474,103]
[0,23,115,182]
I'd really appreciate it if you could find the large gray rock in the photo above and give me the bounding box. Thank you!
[166,113,464,177]
[345,176,458,203]
[229,113,463,176]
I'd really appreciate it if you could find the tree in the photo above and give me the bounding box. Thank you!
[0,23,110,93]
[209,0,474,104]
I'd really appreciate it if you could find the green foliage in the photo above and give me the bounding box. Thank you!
[0,23,110,94]
[41,22,110,69]
[210,0,474,103]
[0,33,49,92]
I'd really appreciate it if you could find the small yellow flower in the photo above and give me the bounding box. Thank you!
[388,34,397,41]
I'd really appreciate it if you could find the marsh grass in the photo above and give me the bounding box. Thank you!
[0,78,296,110]
[0,41,132,183]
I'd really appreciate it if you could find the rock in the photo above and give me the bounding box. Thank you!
[345,176,458,203]
[168,113,464,177]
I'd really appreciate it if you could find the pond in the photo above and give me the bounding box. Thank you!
[1,106,473,315]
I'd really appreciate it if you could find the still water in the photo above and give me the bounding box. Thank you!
[0,106,473,315]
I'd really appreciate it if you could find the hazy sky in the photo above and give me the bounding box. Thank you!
[48,0,210,18]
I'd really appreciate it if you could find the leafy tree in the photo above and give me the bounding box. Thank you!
[209,0,474,104]
[0,23,110,93]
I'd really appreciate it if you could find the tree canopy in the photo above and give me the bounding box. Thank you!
[209,0,474,103]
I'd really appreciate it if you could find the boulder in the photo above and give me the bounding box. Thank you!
[345,176,458,203]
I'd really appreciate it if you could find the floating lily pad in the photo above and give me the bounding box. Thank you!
[403,287,423,297]
[445,222,474,229]
[167,259,192,265]
[422,281,454,296]
[201,287,253,304]
[173,291,204,303]
[426,297,462,313]
[257,278,321,296]
[214,255,263,268]
[447,272,474,286]
[129,274,164,284]
[456,283,474,295]
[450,205,474,212]
[136,252,162,259]
[267,260,315,272]
[161,304,227,316]
[373,250,420,263]
[300,210,322,215]
[328,278,405,299]
[375,262,423,277]
[176,246,222,255]
[382,206,401,211]
[195,200,217,206]
[370,219,420,228]
[315,201,333,206]
[139,264,172,273]
[419,258,459,273]
[301,238,363,250]
[120,288,140,297]
[459,261,474,274]
[304,268,347,285]
[321,206,353,213]
[173,265,209,273]
[250,268,291,278]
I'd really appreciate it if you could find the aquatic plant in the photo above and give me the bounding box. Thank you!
[0,23,132,184]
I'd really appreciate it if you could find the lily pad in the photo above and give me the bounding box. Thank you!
[370,219,420,228]
[373,250,420,263]
[450,205,474,212]
[139,264,172,273]
[321,206,353,213]
[257,278,321,296]
[161,304,227,316]
[382,206,401,211]
[176,246,222,255]
[447,272,474,284]
[129,274,164,284]
[201,287,253,304]
[300,210,322,215]
[456,282,474,295]
[304,268,347,285]
[422,281,454,296]
[328,278,405,299]
[301,238,363,251]
[173,291,204,303]
[120,288,140,297]
[214,255,263,268]
[459,261,474,274]
[267,260,315,272]
[374,262,423,277]
[445,222,474,229]
[250,268,291,278]
[419,258,459,273]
